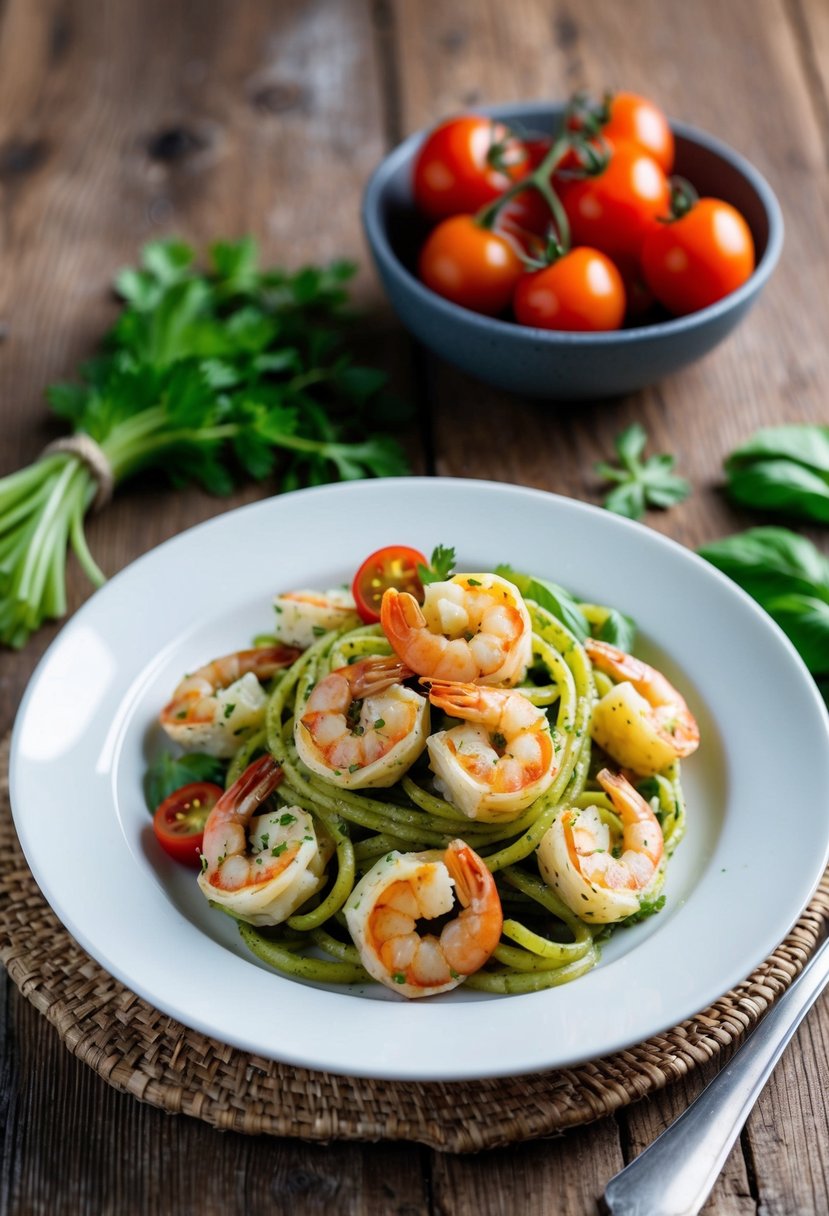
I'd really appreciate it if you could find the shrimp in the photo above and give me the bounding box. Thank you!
[586,638,700,776]
[537,767,664,923]
[272,588,359,648]
[345,839,503,998]
[160,644,300,758]
[294,655,429,789]
[197,755,331,925]
[425,680,558,821]
[380,572,532,686]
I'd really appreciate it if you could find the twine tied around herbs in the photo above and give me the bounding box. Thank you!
[41,434,115,512]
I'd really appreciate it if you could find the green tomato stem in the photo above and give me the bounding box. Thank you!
[476,133,572,251]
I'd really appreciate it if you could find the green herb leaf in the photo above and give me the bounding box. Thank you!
[495,565,588,642]
[597,424,691,520]
[698,527,829,685]
[0,237,411,647]
[724,424,829,522]
[418,544,457,585]
[595,608,636,652]
[620,894,666,926]
[143,752,226,813]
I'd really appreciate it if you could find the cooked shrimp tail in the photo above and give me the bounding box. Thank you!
[537,767,664,923]
[198,754,332,926]
[344,838,503,997]
[295,655,429,789]
[381,573,532,686]
[272,588,359,648]
[160,644,300,757]
[424,679,558,821]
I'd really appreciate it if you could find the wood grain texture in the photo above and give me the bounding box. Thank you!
[2,0,828,1212]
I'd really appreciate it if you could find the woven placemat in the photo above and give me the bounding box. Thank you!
[2,732,827,1153]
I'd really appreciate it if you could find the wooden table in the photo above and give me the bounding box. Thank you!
[2,1,827,1211]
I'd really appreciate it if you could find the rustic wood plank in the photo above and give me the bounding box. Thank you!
[788,0,829,157]
[739,1009,829,1216]
[7,988,430,1216]
[431,1119,623,1216]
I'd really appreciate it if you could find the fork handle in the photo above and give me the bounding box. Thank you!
[602,932,829,1216]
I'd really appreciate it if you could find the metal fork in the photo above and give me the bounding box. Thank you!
[601,931,829,1216]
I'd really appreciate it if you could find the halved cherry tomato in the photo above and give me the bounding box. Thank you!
[513,248,626,332]
[152,781,223,868]
[418,215,524,316]
[413,115,529,220]
[352,545,428,624]
[559,141,671,265]
[641,197,755,315]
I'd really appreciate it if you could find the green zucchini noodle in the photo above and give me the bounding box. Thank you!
[201,587,692,997]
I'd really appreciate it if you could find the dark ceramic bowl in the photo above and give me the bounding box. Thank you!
[362,102,784,400]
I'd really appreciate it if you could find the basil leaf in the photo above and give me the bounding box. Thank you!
[596,608,636,653]
[764,593,829,675]
[496,566,588,642]
[698,527,829,601]
[726,424,829,475]
[727,459,829,523]
[725,425,829,522]
[144,751,227,813]
[698,527,829,683]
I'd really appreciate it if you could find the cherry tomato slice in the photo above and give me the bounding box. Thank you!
[152,781,224,868]
[352,545,428,624]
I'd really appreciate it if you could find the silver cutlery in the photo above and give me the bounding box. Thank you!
[602,930,829,1216]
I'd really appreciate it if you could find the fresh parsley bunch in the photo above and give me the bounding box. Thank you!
[0,238,409,648]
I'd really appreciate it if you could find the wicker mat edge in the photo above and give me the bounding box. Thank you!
[2,733,827,1153]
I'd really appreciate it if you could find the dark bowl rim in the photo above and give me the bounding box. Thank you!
[362,101,785,346]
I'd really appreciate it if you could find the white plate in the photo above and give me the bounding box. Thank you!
[10,478,829,1081]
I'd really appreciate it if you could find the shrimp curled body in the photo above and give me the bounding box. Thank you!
[586,638,700,776]
[160,644,300,758]
[295,656,429,789]
[345,839,503,998]
[198,755,330,926]
[272,588,359,648]
[537,768,664,923]
[381,573,532,686]
[425,680,558,821]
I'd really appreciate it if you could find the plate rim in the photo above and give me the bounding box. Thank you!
[10,477,829,1081]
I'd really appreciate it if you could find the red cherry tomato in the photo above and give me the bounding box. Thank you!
[418,215,525,316]
[152,781,223,868]
[352,545,428,624]
[513,248,626,332]
[559,141,671,264]
[413,115,528,220]
[601,92,675,174]
[641,198,756,315]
